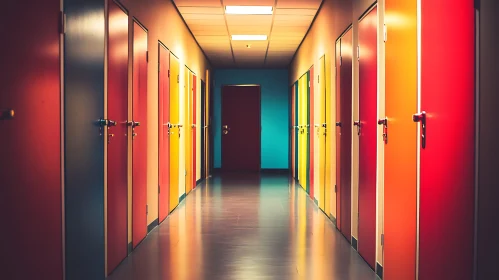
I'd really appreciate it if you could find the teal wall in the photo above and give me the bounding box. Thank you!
[213,69,289,169]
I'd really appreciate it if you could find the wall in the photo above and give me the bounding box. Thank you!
[289,0,383,270]
[115,0,211,262]
[213,69,289,169]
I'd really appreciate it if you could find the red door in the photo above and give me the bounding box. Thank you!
[192,75,197,188]
[158,43,170,223]
[132,21,148,248]
[418,1,474,279]
[221,85,261,172]
[309,68,315,198]
[0,1,62,278]
[336,28,353,241]
[107,0,129,273]
[357,5,377,269]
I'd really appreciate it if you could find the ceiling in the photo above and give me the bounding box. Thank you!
[173,0,323,68]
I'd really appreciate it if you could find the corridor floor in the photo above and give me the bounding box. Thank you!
[107,173,378,280]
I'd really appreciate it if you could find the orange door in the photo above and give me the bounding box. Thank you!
[131,21,148,248]
[383,0,417,278]
[107,0,129,273]
[158,43,170,222]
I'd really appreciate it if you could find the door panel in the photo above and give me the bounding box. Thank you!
[295,82,299,179]
[335,40,342,230]
[384,0,417,278]
[169,55,180,211]
[107,0,129,273]
[221,86,261,172]
[1,1,62,278]
[64,0,106,278]
[184,69,192,194]
[308,70,314,198]
[299,75,308,191]
[192,75,197,189]
[158,43,170,223]
[338,29,353,241]
[357,6,378,269]
[132,21,148,248]
[318,56,327,215]
[419,1,474,279]
[201,80,206,179]
[291,85,296,178]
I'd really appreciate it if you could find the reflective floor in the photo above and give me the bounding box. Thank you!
[107,173,377,280]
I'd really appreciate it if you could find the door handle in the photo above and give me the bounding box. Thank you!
[127,120,141,127]
[378,117,388,144]
[335,122,342,127]
[353,120,361,135]
[1,109,15,120]
[108,120,117,127]
[413,111,426,149]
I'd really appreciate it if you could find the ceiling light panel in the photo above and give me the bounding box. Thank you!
[231,35,268,41]
[275,0,322,9]
[173,0,222,7]
[225,5,273,15]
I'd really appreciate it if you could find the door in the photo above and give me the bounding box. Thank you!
[184,68,192,194]
[191,75,197,189]
[336,28,353,241]
[383,0,417,278]
[291,85,296,178]
[169,54,180,211]
[309,69,315,199]
[201,80,206,179]
[158,43,170,223]
[131,21,148,248]
[298,74,308,190]
[357,5,378,269]
[107,0,129,273]
[1,1,62,278]
[418,1,474,279]
[221,85,261,172]
[318,56,327,216]
[295,82,299,180]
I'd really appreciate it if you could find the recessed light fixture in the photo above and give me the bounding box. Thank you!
[225,6,273,15]
[231,35,268,41]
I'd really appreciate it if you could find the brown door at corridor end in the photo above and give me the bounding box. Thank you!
[221,85,261,172]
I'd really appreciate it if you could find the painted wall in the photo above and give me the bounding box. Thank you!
[213,69,289,169]
[117,0,211,252]
[289,0,383,268]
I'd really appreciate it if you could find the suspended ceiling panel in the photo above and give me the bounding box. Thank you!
[173,0,323,68]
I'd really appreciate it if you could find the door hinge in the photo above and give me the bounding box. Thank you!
[340,56,342,66]
[158,62,160,72]
[59,11,66,34]
[146,205,149,215]
[317,75,320,83]
[158,185,160,194]
[334,185,337,193]
[383,24,387,42]
[381,234,384,246]
[177,75,179,83]
[357,46,360,60]
[146,51,149,62]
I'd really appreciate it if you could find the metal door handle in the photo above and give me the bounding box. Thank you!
[413,111,426,148]
[353,120,361,135]
[191,124,196,128]
[108,120,117,127]
[336,122,342,127]
[378,117,388,144]
[1,109,15,120]
[127,120,140,127]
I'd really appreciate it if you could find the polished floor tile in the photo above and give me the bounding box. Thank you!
[107,173,377,280]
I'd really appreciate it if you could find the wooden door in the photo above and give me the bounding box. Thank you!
[418,1,475,278]
[1,0,62,278]
[191,75,197,189]
[107,0,129,273]
[158,43,170,223]
[221,85,261,172]
[169,55,180,211]
[318,56,327,216]
[131,21,148,248]
[357,5,378,269]
[383,0,418,278]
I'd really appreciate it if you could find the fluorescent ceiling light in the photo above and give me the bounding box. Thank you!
[231,35,268,41]
[225,6,273,15]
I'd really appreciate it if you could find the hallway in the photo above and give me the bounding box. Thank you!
[107,174,377,280]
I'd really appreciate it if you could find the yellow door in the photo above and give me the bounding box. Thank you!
[298,74,308,191]
[184,68,192,194]
[169,55,180,212]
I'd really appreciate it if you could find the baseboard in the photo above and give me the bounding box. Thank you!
[314,198,319,205]
[196,179,202,185]
[179,193,186,203]
[147,218,159,234]
[376,262,383,279]
[352,236,358,251]
[260,168,289,174]
[329,214,337,226]
[127,242,133,255]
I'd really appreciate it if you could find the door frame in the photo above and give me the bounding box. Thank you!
[201,79,206,180]
[220,84,262,171]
